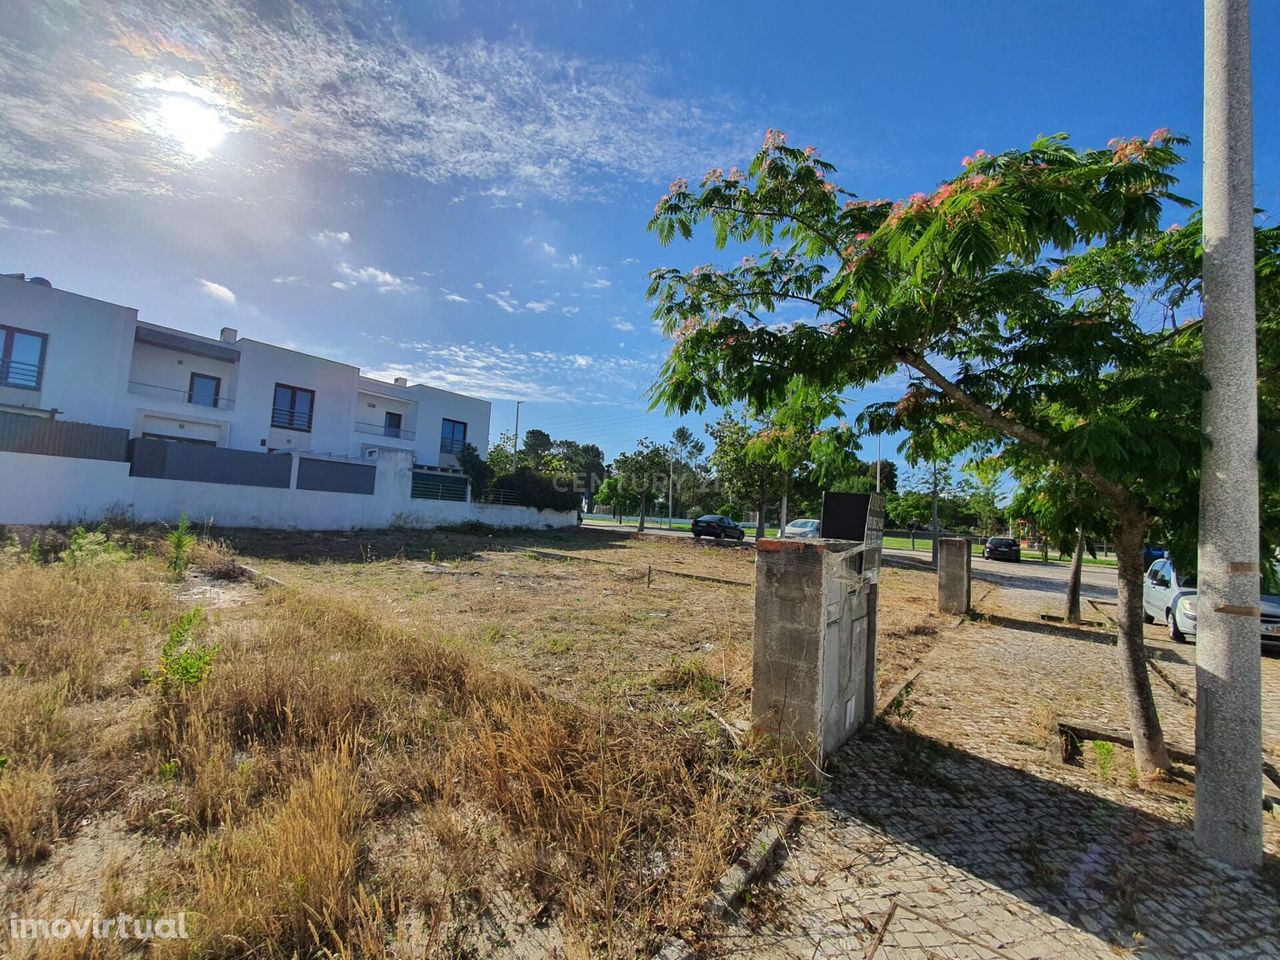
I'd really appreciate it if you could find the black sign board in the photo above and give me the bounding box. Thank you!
[821,491,885,544]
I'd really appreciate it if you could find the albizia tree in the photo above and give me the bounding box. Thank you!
[646,130,1239,775]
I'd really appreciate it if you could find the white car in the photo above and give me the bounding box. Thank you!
[782,519,821,539]
[1142,558,1280,648]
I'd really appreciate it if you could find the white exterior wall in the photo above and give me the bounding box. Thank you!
[229,340,359,455]
[128,340,239,406]
[0,450,576,531]
[0,276,136,425]
[413,385,492,467]
[0,277,493,469]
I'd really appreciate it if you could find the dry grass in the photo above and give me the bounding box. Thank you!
[0,758,58,864]
[0,551,175,698]
[0,530,811,957]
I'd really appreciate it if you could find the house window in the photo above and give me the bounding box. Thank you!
[188,372,221,408]
[384,411,403,438]
[1,325,48,390]
[440,418,467,455]
[271,383,315,432]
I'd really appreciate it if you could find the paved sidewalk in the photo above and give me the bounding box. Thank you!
[701,593,1280,959]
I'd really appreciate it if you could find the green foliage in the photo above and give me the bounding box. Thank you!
[455,443,495,499]
[146,607,218,693]
[1092,739,1116,780]
[60,526,126,568]
[157,759,180,781]
[167,513,194,577]
[489,467,580,511]
[646,129,1280,569]
[27,533,41,564]
[611,439,671,526]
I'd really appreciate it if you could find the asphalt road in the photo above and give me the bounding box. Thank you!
[581,519,1119,603]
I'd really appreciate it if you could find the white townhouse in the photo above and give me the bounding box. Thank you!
[0,273,489,466]
[0,273,564,531]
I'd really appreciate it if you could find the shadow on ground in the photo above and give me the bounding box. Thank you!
[807,722,1280,958]
[212,524,753,565]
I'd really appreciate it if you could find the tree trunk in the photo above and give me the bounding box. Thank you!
[1112,514,1172,774]
[779,483,789,537]
[1065,528,1085,625]
[755,483,767,541]
[637,494,646,533]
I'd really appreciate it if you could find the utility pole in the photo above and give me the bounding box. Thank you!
[930,460,940,567]
[1197,0,1262,868]
[512,401,523,465]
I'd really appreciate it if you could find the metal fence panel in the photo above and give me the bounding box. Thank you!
[0,411,129,461]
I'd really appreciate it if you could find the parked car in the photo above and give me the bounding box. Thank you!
[782,518,821,539]
[1143,558,1280,647]
[982,536,1022,562]
[691,515,746,541]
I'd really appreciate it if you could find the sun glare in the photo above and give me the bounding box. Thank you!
[149,95,227,161]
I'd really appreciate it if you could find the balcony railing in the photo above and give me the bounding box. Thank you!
[354,421,415,441]
[128,380,234,410]
[440,436,466,456]
[271,406,313,431]
[1,358,43,390]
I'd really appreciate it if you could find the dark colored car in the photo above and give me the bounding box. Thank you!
[983,536,1022,562]
[691,515,746,541]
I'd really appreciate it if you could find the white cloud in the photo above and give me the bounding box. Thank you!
[620,257,638,265]
[331,281,351,290]
[0,214,56,235]
[5,197,33,209]
[525,300,552,313]
[442,292,470,303]
[611,318,635,332]
[197,278,236,304]
[541,242,556,256]
[562,306,580,316]
[312,229,351,246]
[473,282,484,289]
[364,339,656,405]
[486,292,518,314]
[272,274,303,284]
[0,1,733,202]
[335,262,416,294]
[585,278,612,289]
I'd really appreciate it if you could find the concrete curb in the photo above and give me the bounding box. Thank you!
[231,561,285,589]
[654,814,799,959]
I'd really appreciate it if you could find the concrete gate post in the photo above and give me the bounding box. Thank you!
[937,537,972,615]
[752,495,884,781]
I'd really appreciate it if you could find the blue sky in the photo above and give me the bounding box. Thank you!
[1,0,1276,470]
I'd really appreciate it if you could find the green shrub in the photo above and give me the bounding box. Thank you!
[167,514,194,577]
[489,467,580,511]
[146,608,218,692]
[59,527,126,567]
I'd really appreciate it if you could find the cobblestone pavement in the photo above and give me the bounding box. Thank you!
[700,586,1280,959]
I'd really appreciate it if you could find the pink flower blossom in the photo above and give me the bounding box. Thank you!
[803,145,816,157]
[669,177,688,194]
[1148,127,1172,145]
[962,155,973,167]
[762,129,787,150]
[855,232,871,242]
[974,149,988,158]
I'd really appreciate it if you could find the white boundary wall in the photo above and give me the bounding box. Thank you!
[0,450,577,531]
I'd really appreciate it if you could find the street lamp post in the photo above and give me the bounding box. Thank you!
[1197,0,1262,868]
[512,401,523,464]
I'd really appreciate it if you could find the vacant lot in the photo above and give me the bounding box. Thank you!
[0,525,945,959]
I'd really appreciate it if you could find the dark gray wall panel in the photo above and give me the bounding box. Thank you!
[296,457,375,495]
[129,437,292,488]
[0,411,129,461]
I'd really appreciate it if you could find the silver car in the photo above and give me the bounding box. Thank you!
[1142,558,1280,647]
[782,519,821,539]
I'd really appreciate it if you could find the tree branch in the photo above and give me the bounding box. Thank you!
[899,348,1142,515]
